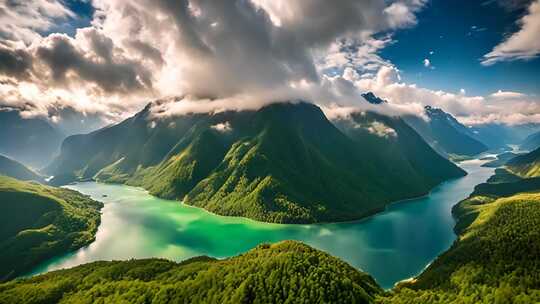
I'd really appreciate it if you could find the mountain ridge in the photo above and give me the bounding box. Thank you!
[47,101,465,223]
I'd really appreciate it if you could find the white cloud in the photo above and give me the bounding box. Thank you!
[0,0,537,129]
[0,0,75,43]
[366,121,398,138]
[211,122,232,133]
[490,90,527,99]
[0,0,429,123]
[482,0,540,65]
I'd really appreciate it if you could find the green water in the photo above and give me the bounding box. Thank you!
[30,160,493,289]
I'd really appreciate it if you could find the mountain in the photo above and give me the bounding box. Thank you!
[383,168,540,303]
[361,92,387,104]
[480,151,524,168]
[403,106,488,158]
[333,111,467,189]
[505,147,540,178]
[521,130,540,151]
[46,101,465,223]
[469,123,540,150]
[0,175,102,281]
[0,109,64,168]
[0,241,383,304]
[0,155,43,181]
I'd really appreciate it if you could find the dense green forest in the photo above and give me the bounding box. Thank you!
[379,169,540,303]
[0,241,383,304]
[0,175,102,281]
[2,168,539,303]
[46,102,464,223]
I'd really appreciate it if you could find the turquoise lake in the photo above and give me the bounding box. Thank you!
[30,159,493,289]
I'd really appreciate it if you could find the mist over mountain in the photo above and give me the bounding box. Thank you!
[468,123,540,150]
[0,155,42,182]
[0,110,64,169]
[47,101,464,223]
[521,130,540,151]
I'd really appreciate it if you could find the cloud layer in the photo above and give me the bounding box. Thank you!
[0,0,538,129]
[482,0,540,65]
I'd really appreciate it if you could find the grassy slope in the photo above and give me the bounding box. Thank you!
[0,155,42,182]
[379,172,540,303]
[0,175,103,281]
[505,147,540,178]
[0,241,383,304]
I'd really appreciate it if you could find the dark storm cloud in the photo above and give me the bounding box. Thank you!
[35,31,152,93]
[0,45,32,78]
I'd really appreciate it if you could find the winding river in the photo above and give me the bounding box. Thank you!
[30,159,493,289]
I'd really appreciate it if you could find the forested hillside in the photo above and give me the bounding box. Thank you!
[0,241,383,304]
[0,176,102,281]
[380,167,540,303]
[46,102,464,223]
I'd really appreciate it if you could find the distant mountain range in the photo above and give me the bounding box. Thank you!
[520,130,540,151]
[470,123,540,151]
[46,101,465,223]
[0,109,64,169]
[403,105,488,158]
[0,155,43,182]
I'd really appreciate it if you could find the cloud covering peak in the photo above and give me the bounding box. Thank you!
[0,0,538,128]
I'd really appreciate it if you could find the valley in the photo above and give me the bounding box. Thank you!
[28,159,492,289]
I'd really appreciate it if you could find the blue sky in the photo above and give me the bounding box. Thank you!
[381,0,540,96]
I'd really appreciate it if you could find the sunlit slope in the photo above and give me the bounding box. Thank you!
[506,147,540,178]
[0,175,102,281]
[0,241,383,304]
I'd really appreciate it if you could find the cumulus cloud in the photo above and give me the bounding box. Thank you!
[0,0,75,42]
[343,65,540,125]
[0,0,538,129]
[0,0,430,124]
[482,0,540,65]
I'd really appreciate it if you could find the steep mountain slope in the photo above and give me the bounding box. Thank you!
[0,109,64,168]
[403,106,488,158]
[521,130,540,151]
[505,147,540,178]
[0,241,383,304]
[0,175,102,281]
[334,111,466,190]
[0,155,42,182]
[47,101,465,223]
